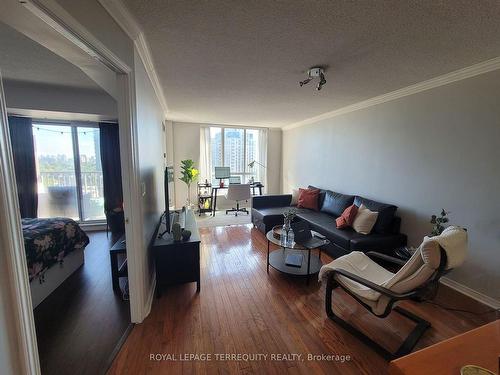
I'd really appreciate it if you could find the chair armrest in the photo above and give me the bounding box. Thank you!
[328,269,416,300]
[366,251,406,267]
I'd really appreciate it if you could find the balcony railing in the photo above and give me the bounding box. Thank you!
[39,171,103,198]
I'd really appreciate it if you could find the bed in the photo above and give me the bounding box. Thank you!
[22,217,90,308]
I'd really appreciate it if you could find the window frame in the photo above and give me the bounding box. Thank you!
[31,119,105,224]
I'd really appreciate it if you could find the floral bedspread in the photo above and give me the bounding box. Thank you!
[22,217,90,282]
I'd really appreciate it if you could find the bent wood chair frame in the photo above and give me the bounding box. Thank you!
[325,249,448,360]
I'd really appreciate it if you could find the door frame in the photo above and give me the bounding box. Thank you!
[0,70,41,375]
[0,1,147,373]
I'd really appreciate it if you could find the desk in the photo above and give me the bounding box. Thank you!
[109,234,127,292]
[211,182,263,216]
[389,319,500,375]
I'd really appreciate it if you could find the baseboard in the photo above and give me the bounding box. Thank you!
[80,223,107,232]
[440,277,500,309]
[104,323,134,375]
[143,273,156,319]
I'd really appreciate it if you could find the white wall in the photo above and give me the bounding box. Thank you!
[172,122,200,208]
[282,69,500,301]
[172,122,282,208]
[4,80,117,118]
[134,48,166,310]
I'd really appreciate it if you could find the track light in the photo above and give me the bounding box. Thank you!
[299,67,326,91]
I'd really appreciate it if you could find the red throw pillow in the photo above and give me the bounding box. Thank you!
[336,204,359,229]
[297,188,320,211]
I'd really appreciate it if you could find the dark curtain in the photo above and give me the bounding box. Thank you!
[99,122,124,233]
[8,116,38,218]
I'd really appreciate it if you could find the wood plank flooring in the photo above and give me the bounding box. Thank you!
[108,225,495,375]
[34,231,130,375]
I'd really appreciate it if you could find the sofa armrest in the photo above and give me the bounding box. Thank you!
[391,216,402,234]
[252,194,292,209]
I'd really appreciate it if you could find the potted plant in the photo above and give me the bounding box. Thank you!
[179,159,199,208]
[430,209,450,236]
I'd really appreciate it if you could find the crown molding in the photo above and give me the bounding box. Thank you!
[283,56,500,131]
[98,0,169,116]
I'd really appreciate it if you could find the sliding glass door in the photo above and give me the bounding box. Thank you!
[32,122,105,222]
[77,127,104,221]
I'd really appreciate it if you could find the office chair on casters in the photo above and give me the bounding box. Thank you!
[225,184,251,216]
[319,226,468,360]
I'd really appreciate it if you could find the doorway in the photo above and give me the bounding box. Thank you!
[0,5,139,373]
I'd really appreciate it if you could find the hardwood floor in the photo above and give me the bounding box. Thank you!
[108,225,494,375]
[34,231,130,375]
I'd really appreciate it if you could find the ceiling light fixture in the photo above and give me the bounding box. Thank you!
[299,67,326,91]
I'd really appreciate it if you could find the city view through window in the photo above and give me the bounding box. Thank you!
[209,127,261,185]
[33,123,105,222]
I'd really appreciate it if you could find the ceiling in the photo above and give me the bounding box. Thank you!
[121,0,500,127]
[0,21,102,91]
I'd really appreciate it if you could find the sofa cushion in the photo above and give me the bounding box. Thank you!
[297,188,320,211]
[320,226,364,251]
[308,185,327,208]
[295,209,362,250]
[321,191,355,217]
[252,207,288,225]
[350,233,407,253]
[354,196,397,234]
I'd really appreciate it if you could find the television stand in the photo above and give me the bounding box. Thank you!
[152,209,200,296]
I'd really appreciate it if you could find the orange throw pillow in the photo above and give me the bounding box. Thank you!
[336,204,359,229]
[297,188,320,211]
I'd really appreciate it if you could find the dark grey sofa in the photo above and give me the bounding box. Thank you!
[251,187,407,258]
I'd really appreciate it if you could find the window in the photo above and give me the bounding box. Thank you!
[206,126,266,187]
[32,122,105,222]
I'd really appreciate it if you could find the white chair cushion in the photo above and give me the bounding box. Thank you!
[319,251,394,301]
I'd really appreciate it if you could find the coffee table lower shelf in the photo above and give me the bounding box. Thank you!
[267,249,322,284]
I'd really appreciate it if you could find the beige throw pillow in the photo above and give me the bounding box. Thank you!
[291,188,299,206]
[352,204,378,235]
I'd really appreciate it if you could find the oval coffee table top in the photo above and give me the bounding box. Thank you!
[266,229,326,250]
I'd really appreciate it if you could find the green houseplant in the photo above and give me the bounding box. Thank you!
[179,159,199,208]
[430,209,449,236]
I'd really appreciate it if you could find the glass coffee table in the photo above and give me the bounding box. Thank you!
[266,229,329,284]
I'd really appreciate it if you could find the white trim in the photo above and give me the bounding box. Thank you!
[21,0,147,324]
[143,273,156,319]
[7,108,117,123]
[283,56,500,130]
[116,73,146,323]
[98,0,169,116]
[23,0,131,74]
[440,277,500,310]
[0,73,41,374]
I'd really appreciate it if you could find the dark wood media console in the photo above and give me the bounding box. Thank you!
[152,209,201,297]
